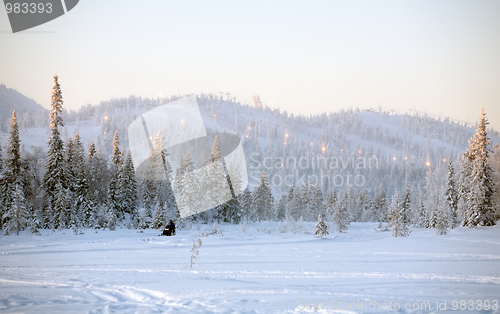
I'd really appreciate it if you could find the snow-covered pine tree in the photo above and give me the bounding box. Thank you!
[374,184,387,227]
[138,206,151,229]
[107,203,117,231]
[388,189,410,237]
[435,203,449,235]
[151,197,164,229]
[300,183,312,220]
[108,131,123,222]
[310,184,324,221]
[3,184,27,235]
[65,137,77,196]
[2,111,24,230]
[251,171,274,221]
[26,204,40,235]
[462,109,495,227]
[43,75,67,229]
[71,133,92,228]
[332,192,350,232]
[152,131,177,221]
[288,187,303,221]
[314,214,328,238]
[457,156,471,223]
[445,159,459,227]
[275,193,288,221]
[207,135,232,221]
[414,191,428,228]
[121,150,138,221]
[490,143,500,220]
[324,190,336,222]
[174,152,200,218]
[237,187,252,220]
[401,179,411,225]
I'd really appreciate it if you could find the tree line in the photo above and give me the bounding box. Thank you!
[0,76,498,235]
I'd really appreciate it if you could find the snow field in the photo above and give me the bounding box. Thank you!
[1,222,500,313]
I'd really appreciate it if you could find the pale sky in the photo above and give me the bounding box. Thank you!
[1,0,499,131]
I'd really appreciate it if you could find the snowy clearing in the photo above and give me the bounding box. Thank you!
[1,222,500,313]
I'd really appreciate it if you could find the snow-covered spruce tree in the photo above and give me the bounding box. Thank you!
[2,111,24,230]
[108,131,123,223]
[237,187,252,220]
[457,156,471,223]
[324,190,336,222]
[288,187,304,221]
[434,203,449,235]
[445,159,459,227]
[107,203,117,231]
[121,150,138,222]
[26,204,40,235]
[174,152,200,218]
[227,150,244,198]
[388,190,410,237]
[462,109,495,227]
[207,135,232,222]
[43,75,67,230]
[151,197,164,229]
[153,131,178,221]
[309,184,324,221]
[53,184,71,230]
[3,184,27,235]
[401,183,411,226]
[65,137,77,197]
[71,133,92,228]
[414,191,428,228]
[275,193,288,221]
[374,184,387,227]
[490,143,500,220]
[332,192,350,232]
[314,214,328,238]
[251,171,274,221]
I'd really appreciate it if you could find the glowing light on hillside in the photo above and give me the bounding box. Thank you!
[285,133,289,138]
[404,157,408,160]
[393,157,396,161]
[322,146,326,152]
[181,119,184,123]
[104,116,108,120]
[426,161,431,167]
[358,150,362,154]
[245,135,249,138]
[443,158,447,162]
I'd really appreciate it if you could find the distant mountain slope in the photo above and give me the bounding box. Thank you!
[0,83,47,131]
[3,91,500,196]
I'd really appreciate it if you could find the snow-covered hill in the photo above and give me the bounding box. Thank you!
[2,91,499,196]
[0,84,47,131]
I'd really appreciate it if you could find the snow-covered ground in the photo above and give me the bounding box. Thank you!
[1,222,499,313]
